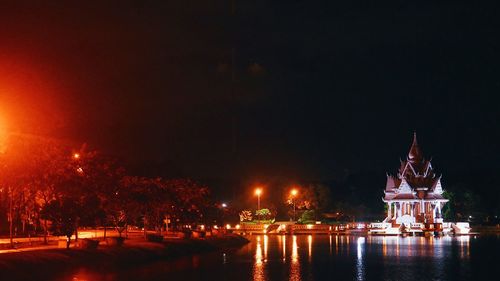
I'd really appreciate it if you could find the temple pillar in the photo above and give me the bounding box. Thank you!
[432,203,437,221]
[397,202,402,218]
[393,202,397,218]
[437,202,442,218]
[410,203,414,217]
[387,202,392,219]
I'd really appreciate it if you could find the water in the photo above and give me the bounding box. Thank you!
[60,235,499,281]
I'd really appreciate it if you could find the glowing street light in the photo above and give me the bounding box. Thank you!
[255,187,263,222]
[72,152,84,174]
[255,188,262,211]
[290,189,298,221]
[221,203,227,208]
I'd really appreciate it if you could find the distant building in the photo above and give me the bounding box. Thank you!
[383,133,448,226]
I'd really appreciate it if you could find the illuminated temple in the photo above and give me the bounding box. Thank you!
[382,133,448,226]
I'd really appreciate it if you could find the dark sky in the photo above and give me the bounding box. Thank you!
[0,1,499,190]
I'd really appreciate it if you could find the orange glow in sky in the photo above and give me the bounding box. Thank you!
[0,114,7,153]
[0,56,65,137]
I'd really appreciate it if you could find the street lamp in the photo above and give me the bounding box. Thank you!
[255,188,262,210]
[290,189,298,221]
[72,152,84,174]
[255,187,262,221]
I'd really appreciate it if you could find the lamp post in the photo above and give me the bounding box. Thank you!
[71,152,83,242]
[290,189,298,221]
[255,188,262,210]
[220,203,228,225]
[255,188,262,221]
[8,186,13,248]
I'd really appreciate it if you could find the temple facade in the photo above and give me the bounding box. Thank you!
[383,133,448,226]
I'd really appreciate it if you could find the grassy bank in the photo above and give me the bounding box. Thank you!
[0,234,249,280]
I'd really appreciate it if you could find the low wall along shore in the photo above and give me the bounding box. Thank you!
[0,233,249,280]
[227,221,496,235]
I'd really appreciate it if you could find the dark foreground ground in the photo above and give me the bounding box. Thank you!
[0,234,249,281]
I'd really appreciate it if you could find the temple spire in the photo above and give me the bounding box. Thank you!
[408,132,423,162]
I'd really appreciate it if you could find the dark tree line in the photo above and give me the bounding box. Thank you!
[0,135,218,247]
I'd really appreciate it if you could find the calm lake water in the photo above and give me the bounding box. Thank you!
[60,235,499,281]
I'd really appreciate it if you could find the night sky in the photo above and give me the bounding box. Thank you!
[0,1,499,201]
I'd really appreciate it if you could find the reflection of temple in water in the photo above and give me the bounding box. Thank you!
[247,235,471,281]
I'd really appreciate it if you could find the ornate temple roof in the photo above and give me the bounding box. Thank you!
[384,133,447,201]
[408,132,423,163]
[385,175,400,191]
[396,133,438,183]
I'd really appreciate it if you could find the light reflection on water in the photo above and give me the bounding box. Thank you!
[58,234,497,281]
[245,235,473,281]
[290,235,300,281]
[356,237,365,281]
[329,235,332,255]
[281,235,286,263]
[307,235,312,262]
[254,236,265,281]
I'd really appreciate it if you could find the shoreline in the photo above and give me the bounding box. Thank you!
[0,234,249,280]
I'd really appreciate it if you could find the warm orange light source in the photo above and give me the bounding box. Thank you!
[290,189,298,196]
[73,153,80,159]
[255,187,262,196]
